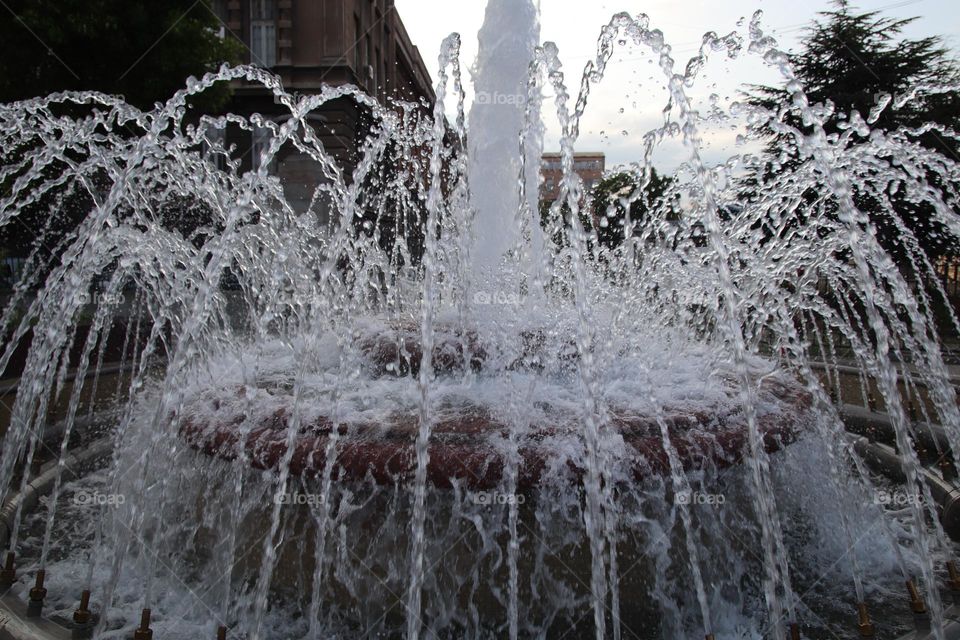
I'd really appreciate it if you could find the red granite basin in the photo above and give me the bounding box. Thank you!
[179,375,812,491]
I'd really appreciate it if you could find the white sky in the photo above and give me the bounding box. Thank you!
[393,0,960,171]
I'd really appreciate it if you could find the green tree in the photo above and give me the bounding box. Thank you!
[0,0,242,272]
[745,0,960,260]
[748,0,959,144]
[0,0,241,110]
[589,169,675,250]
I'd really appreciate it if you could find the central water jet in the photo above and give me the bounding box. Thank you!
[467,0,543,297]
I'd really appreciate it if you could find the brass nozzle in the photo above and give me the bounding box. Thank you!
[948,561,960,592]
[857,602,875,637]
[940,457,958,481]
[133,608,153,640]
[73,589,92,625]
[906,579,927,614]
[0,551,15,586]
[217,626,227,640]
[788,622,801,640]
[29,569,47,603]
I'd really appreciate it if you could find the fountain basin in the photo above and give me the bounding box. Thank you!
[179,375,813,489]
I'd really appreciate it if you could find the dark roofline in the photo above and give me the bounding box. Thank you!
[542,152,606,158]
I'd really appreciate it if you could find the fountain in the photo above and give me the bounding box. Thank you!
[466,0,542,291]
[0,3,959,640]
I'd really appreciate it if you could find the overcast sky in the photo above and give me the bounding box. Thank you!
[393,0,959,172]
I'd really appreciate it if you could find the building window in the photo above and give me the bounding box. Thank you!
[366,36,374,83]
[212,0,228,21]
[211,0,228,38]
[252,125,274,172]
[354,16,362,70]
[251,0,276,67]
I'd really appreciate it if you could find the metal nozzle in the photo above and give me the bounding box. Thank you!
[29,569,47,602]
[857,602,875,637]
[73,589,92,625]
[217,626,227,640]
[947,561,960,592]
[940,457,958,481]
[0,551,15,588]
[906,579,927,614]
[133,608,153,640]
[27,569,47,617]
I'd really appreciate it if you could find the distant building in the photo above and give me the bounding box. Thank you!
[540,152,605,205]
[210,0,435,221]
